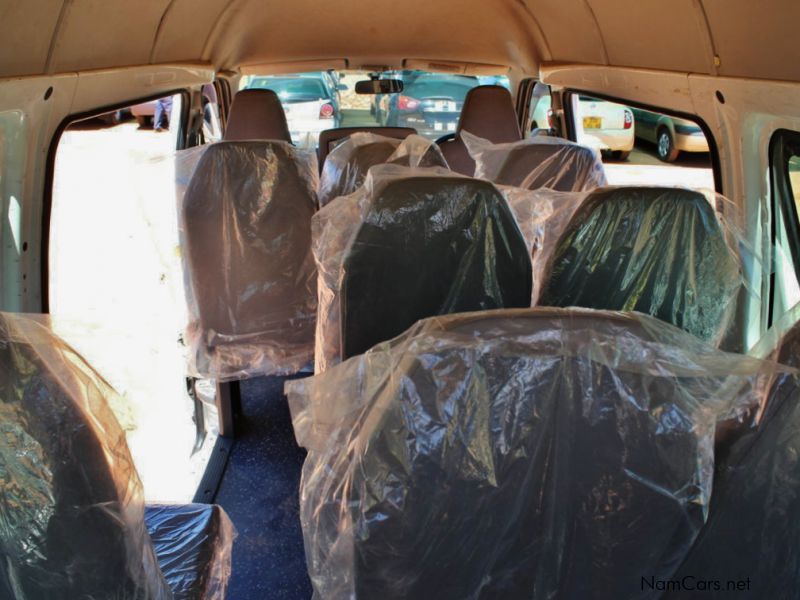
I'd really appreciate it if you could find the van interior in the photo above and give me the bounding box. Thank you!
[3,2,800,598]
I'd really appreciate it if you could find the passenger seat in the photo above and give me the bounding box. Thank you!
[0,312,234,599]
[180,140,318,381]
[337,169,531,360]
[318,133,448,207]
[537,187,744,348]
[437,85,522,175]
[224,89,292,142]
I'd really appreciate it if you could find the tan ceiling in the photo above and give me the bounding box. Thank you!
[1,0,798,82]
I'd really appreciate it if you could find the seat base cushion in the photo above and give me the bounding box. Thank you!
[145,503,234,600]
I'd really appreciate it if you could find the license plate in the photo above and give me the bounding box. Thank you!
[583,116,602,129]
[432,100,456,112]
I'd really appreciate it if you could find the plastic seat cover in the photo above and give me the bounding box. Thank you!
[179,140,318,380]
[286,308,773,600]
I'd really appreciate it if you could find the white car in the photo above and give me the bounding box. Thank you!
[245,74,341,148]
[531,94,635,161]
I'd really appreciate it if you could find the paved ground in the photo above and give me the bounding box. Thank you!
[49,113,714,502]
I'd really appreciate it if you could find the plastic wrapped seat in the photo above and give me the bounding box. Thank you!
[318,133,448,207]
[463,131,607,192]
[312,164,531,371]
[0,312,234,599]
[663,306,800,599]
[287,308,771,600]
[180,140,318,381]
[537,186,745,348]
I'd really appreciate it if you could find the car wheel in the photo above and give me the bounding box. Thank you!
[613,150,630,162]
[135,115,149,127]
[657,128,679,162]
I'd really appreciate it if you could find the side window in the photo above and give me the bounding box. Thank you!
[769,130,800,324]
[201,83,222,143]
[568,93,714,189]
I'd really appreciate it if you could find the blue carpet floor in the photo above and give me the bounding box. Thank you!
[215,374,313,599]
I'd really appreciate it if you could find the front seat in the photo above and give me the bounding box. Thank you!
[224,89,292,142]
[339,171,531,360]
[438,85,522,175]
[537,186,744,348]
[289,308,761,599]
[0,312,234,599]
[318,133,449,206]
[181,140,318,381]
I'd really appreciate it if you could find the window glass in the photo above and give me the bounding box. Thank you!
[240,70,510,148]
[0,110,26,308]
[48,93,209,503]
[771,138,800,323]
[562,94,714,189]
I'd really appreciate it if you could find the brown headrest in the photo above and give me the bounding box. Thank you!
[440,86,522,175]
[457,85,522,141]
[224,89,292,143]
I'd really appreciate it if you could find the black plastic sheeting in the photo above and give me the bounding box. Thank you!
[663,308,800,599]
[538,187,744,348]
[287,308,775,600]
[339,171,532,360]
[146,504,234,600]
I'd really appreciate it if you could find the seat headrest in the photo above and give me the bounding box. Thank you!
[224,89,292,142]
[539,187,742,345]
[457,85,522,141]
[439,86,522,175]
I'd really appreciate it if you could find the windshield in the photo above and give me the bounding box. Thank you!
[240,70,510,148]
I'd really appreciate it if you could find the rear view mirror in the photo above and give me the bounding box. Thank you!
[355,79,403,95]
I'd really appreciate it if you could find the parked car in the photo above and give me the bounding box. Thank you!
[531,94,634,160]
[630,107,710,162]
[381,73,480,140]
[247,73,342,147]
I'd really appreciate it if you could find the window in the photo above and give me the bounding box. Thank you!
[48,92,210,502]
[769,130,800,325]
[240,70,510,148]
[562,93,714,190]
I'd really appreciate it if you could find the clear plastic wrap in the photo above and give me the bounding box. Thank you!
[0,311,171,599]
[463,130,607,192]
[311,164,531,372]
[318,133,448,207]
[665,311,800,599]
[528,186,753,350]
[146,504,235,600]
[177,140,318,381]
[287,307,779,600]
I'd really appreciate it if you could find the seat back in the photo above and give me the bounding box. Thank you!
[339,176,531,359]
[291,309,761,599]
[224,89,291,142]
[317,126,416,167]
[181,140,318,379]
[665,320,800,598]
[489,139,606,191]
[438,86,522,175]
[538,187,742,345]
[0,313,169,599]
[319,133,449,207]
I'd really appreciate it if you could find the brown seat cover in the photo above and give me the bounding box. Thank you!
[181,140,318,380]
[438,85,522,175]
[224,89,292,142]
